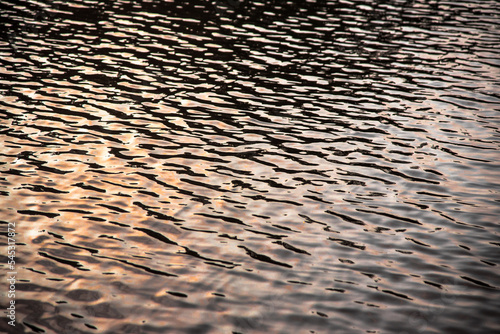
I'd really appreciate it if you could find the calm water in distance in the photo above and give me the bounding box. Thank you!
[1,0,499,333]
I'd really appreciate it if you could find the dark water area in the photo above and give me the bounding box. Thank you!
[1,0,500,333]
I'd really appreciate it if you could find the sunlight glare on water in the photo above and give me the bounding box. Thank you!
[0,0,499,333]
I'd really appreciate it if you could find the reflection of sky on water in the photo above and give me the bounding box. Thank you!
[1,0,499,333]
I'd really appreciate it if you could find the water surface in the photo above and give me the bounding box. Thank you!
[1,0,500,333]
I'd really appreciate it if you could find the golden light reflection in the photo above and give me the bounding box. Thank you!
[1,2,499,332]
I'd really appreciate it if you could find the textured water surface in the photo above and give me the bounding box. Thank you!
[1,0,500,333]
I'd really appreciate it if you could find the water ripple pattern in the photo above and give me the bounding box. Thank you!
[1,0,499,333]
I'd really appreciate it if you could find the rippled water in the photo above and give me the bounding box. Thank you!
[1,0,500,333]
